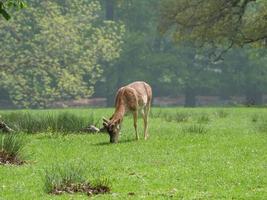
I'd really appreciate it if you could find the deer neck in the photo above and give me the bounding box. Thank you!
[110,103,126,124]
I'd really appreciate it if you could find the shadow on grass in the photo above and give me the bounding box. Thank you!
[95,139,137,146]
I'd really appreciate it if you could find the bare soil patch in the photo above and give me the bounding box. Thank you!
[0,151,25,165]
[51,182,110,196]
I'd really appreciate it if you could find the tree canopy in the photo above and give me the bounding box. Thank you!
[160,0,267,58]
[0,0,124,108]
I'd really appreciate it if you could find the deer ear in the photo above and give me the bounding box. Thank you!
[103,121,108,127]
[102,117,109,124]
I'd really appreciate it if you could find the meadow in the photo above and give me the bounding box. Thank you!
[0,107,266,199]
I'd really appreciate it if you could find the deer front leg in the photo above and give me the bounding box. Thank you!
[133,111,139,140]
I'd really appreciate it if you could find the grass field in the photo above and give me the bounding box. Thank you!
[0,107,267,199]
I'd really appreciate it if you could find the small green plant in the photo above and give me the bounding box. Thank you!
[197,113,210,123]
[215,110,228,118]
[44,161,110,196]
[174,112,191,122]
[150,109,163,119]
[182,124,208,134]
[254,118,267,132]
[251,114,260,123]
[0,134,26,165]
[152,111,191,123]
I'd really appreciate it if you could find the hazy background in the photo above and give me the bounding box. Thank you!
[1,0,267,108]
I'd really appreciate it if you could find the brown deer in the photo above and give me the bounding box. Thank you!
[102,81,152,143]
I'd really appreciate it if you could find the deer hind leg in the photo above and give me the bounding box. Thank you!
[133,111,139,140]
[141,109,147,140]
[143,103,151,140]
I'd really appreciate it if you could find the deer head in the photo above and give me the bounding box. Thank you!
[102,117,121,143]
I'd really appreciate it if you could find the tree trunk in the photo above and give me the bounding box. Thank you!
[105,0,114,20]
[105,0,115,107]
[245,90,263,105]
[185,87,196,107]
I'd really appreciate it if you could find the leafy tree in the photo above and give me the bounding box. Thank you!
[0,0,125,108]
[96,0,220,107]
[160,0,267,59]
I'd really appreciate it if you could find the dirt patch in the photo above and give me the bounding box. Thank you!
[0,151,25,165]
[51,182,110,196]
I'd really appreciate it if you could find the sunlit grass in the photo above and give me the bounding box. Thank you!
[0,107,266,199]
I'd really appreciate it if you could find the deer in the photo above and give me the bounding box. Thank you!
[102,81,152,143]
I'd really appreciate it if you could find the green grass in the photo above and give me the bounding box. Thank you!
[0,110,97,133]
[0,107,267,199]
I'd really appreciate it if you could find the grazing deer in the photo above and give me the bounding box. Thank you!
[102,81,152,143]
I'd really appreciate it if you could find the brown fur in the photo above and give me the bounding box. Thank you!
[103,81,152,143]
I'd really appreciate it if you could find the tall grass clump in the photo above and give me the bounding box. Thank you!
[44,161,110,196]
[196,113,210,123]
[214,110,229,118]
[254,116,267,133]
[173,112,191,122]
[151,110,190,123]
[182,124,208,134]
[0,134,26,165]
[150,109,163,119]
[251,114,260,123]
[0,111,96,133]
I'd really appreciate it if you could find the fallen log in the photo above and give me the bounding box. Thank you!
[81,125,100,133]
[0,121,14,133]
[81,124,108,133]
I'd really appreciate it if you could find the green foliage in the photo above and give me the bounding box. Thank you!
[0,0,26,20]
[0,0,125,108]
[160,0,267,48]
